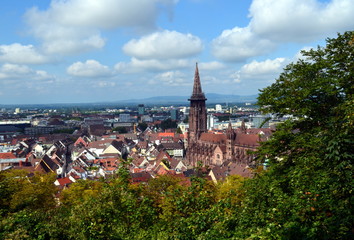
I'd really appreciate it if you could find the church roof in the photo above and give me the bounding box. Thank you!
[235,133,260,146]
[199,133,226,143]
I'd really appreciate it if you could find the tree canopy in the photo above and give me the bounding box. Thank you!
[247,31,354,239]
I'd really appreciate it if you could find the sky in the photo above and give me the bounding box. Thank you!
[0,0,353,104]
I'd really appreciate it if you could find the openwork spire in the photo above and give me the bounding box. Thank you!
[189,63,206,100]
[228,119,232,131]
[241,119,247,134]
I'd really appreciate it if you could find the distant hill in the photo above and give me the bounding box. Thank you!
[0,93,258,108]
[120,93,258,105]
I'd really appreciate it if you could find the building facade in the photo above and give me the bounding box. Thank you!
[186,64,264,168]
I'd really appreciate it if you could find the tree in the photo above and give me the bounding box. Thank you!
[160,118,177,130]
[238,31,354,239]
[112,126,128,133]
[176,127,182,134]
[52,128,76,134]
[137,122,148,132]
[60,179,104,207]
[0,170,57,213]
[0,170,58,240]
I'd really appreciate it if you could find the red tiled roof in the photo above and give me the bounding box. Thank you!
[74,137,89,147]
[132,155,146,166]
[88,139,114,149]
[137,141,148,148]
[104,167,117,171]
[235,133,260,146]
[200,133,227,143]
[130,171,152,184]
[155,150,173,162]
[73,166,86,173]
[57,177,72,186]
[0,152,17,159]
[158,132,175,138]
[228,162,253,178]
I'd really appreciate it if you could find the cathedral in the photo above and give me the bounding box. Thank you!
[187,63,267,167]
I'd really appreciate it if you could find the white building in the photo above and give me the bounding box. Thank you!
[207,114,217,130]
[215,104,222,112]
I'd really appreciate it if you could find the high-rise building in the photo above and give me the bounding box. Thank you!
[170,108,179,121]
[119,114,131,122]
[215,104,222,112]
[207,114,216,130]
[138,104,145,115]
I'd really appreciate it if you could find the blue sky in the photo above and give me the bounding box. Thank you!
[0,0,353,104]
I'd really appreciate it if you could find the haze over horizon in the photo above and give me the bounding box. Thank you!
[1,0,353,104]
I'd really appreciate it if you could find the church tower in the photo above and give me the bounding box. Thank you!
[187,63,207,166]
[188,63,207,142]
[226,121,236,161]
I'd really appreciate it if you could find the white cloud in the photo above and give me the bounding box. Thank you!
[37,0,177,30]
[0,43,49,64]
[115,58,191,73]
[199,58,288,92]
[211,27,275,62]
[67,60,112,77]
[0,63,54,81]
[153,70,189,86]
[198,61,225,71]
[229,72,242,83]
[212,0,354,62]
[123,30,203,59]
[241,58,286,76]
[223,58,288,89]
[96,81,116,88]
[249,0,354,42]
[24,0,178,55]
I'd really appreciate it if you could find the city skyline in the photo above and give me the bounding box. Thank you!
[1,0,353,104]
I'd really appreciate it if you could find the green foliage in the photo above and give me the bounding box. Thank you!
[52,128,76,134]
[60,179,104,207]
[160,118,177,130]
[0,170,57,214]
[137,122,148,131]
[176,126,183,134]
[216,115,231,122]
[244,31,354,239]
[112,126,128,133]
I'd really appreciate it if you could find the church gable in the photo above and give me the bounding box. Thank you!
[212,145,226,166]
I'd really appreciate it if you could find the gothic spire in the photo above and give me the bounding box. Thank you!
[241,119,247,134]
[190,63,206,100]
[227,119,235,140]
[228,119,232,131]
[193,62,202,94]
